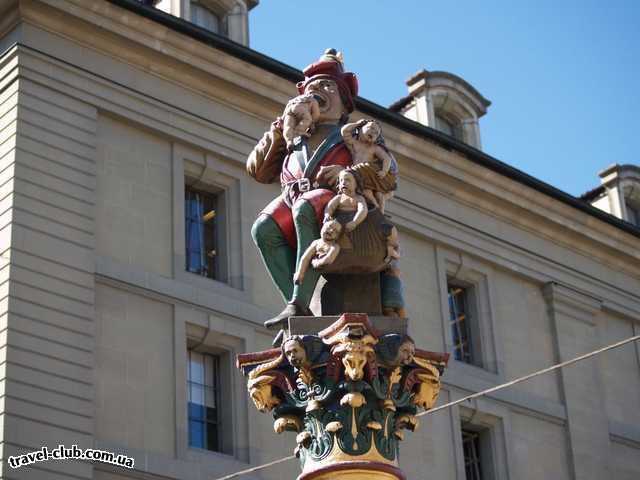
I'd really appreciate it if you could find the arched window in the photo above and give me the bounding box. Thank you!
[190,0,221,33]
[435,111,463,141]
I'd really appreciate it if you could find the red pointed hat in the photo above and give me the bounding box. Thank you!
[297,49,359,113]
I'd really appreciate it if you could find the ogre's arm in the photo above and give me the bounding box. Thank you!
[247,119,287,184]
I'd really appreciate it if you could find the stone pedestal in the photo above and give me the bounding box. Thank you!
[237,314,449,480]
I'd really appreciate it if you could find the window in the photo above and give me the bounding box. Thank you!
[461,428,492,480]
[187,350,221,452]
[190,0,221,33]
[435,111,463,141]
[626,200,640,226]
[448,281,481,367]
[185,186,226,281]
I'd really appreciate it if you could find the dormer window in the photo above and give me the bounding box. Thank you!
[390,70,490,150]
[191,0,221,33]
[435,111,463,141]
[154,0,256,46]
[626,200,640,226]
[582,164,640,226]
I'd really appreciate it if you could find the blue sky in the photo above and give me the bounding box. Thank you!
[250,1,640,197]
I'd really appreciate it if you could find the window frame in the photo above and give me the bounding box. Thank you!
[187,350,223,452]
[190,0,222,33]
[625,199,640,226]
[174,304,252,464]
[452,403,514,480]
[461,428,485,480]
[448,279,482,366]
[435,110,464,141]
[436,247,503,378]
[184,183,227,282]
[172,143,245,295]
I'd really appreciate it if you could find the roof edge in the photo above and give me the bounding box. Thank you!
[105,0,640,241]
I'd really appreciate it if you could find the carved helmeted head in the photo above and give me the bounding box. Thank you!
[376,334,416,367]
[397,338,416,366]
[247,375,281,412]
[297,49,359,122]
[283,336,308,369]
[412,363,441,410]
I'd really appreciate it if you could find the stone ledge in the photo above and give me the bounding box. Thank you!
[288,315,408,336]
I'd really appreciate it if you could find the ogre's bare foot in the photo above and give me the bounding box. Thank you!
[263,302,311,330]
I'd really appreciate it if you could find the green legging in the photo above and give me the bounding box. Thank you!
[251,200,320,309]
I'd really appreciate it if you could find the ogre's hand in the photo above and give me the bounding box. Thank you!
[315,165,344,188]
[345,221,357,232]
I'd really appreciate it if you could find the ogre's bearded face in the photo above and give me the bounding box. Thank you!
[304,78,345,123]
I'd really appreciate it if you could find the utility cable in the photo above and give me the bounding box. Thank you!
[417,334,640,417]
[214,455,297,480]
[212,334,640,480]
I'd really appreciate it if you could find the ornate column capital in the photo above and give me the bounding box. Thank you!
[237,314,449,480]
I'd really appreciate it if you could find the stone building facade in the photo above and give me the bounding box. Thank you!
[0,1,639,479]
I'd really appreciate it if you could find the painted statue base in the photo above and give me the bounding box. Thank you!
[237,314,448,480]
[298,460,405,480]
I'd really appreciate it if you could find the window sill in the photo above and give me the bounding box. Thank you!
[186,446,244,464]
[448,358,503,386]
[95,254,265,326]
[176,265,246,299]
[94,440,250,480]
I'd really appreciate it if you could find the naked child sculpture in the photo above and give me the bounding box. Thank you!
[342,119,398,213]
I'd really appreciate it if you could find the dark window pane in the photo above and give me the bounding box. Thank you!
[187,351,222,452]
[185,187,221,280]
[188,402,205,422]
[448,283,474,364]
[189,419,205,449]
[462,430,483,480]
[206,421,219,451]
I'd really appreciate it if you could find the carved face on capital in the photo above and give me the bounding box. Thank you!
[249,381,280,412]
[304,78,345,123]
[396,340,416,366]
[336,338,375,381]
[412,373,441,410]
[338,170,357,196]
[283,338,308,369]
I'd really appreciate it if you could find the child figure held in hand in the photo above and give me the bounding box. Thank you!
[282,94,321,150]
[324,170,368,232]
[293,219,343,285]
[341,119,397,213]
[294,170,367,284]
